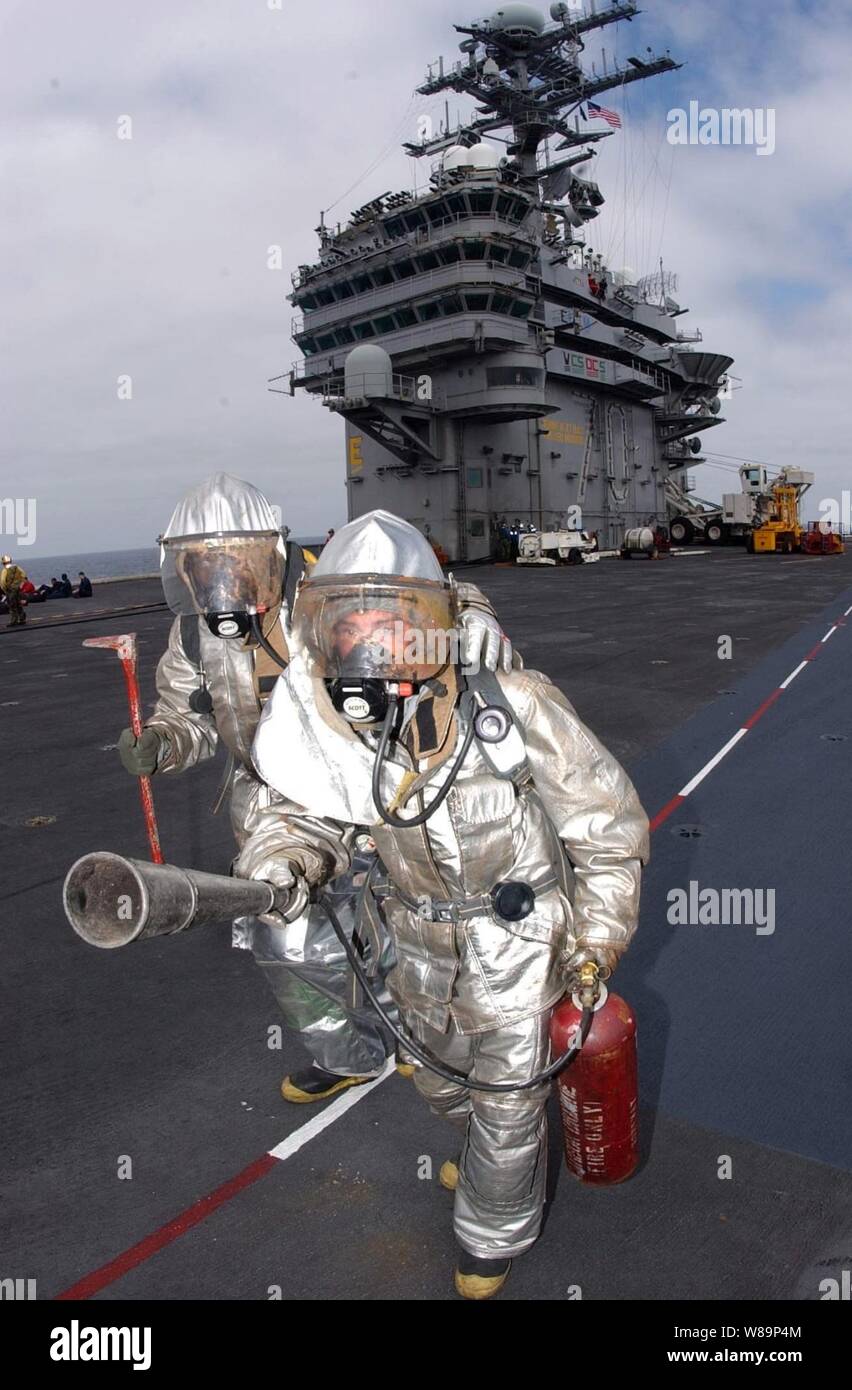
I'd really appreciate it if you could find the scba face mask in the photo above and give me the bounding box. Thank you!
[292,576,458,684]
[160,532,286,627]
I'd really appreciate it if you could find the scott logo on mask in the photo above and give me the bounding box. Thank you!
[206,611,252,639]
[329,678,397,725]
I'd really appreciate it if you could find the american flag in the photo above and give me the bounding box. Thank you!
[585,101,622,129]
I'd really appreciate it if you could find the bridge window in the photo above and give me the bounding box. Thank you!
[437,242,462,264]
[509,300,533,318]
[402,208,428,232]
[383,216,405,238]
[394,306,417,327]
[353,273,372,293]
[468,190,494,216]
[486,366,543,387]
[416,249,440,272]
[464,292,490,310]
[462,239,487,260]
[353,321,376,339]
[372,265,394,286]
[508,247,531,268]
[395,259,416,278]
[418,301,441,322]
[334,326,355,345]
[491,292,512,314]
[467,468,484,488]
[445,193,466,217]
[375,314,396,333]
[316,333,336,350]
[439,293,463,316]
[426,199,448,225]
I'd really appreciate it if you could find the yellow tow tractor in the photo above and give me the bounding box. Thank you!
[745,468,843,555]
[747,472,808,553]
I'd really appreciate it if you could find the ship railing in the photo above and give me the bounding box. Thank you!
[319,372,445,410]
[290,313,531,383]
[292,265,531,337]
[613,361,670,393]
[290,210,536,289]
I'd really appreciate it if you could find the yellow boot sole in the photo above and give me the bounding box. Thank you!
[439,1160,459,1192]
[280,1074,371,1104]
[453,1265,511,1300]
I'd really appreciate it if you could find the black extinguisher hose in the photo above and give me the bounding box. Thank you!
[371,693,477,830]
[319,892,593,1095]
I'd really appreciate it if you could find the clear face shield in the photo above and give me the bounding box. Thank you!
[160,532,286,635]
[292,575,458,684]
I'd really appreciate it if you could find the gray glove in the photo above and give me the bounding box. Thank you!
[458,607,513,674]
[564,944,621,983]
[232,851,310,928]
[118,727,163,776]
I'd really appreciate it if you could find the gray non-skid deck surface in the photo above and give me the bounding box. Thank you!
[2,549,851,1299]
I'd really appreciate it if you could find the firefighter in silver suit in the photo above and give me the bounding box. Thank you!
[234,509,649,1297]
[118,474,512,1103]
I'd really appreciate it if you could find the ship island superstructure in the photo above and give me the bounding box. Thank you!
[281,1,734,561]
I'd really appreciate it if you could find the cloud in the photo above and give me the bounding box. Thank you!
[2,0,849,554]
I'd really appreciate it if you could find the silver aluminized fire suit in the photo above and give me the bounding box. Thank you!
[235,647,650,1259]
[143,479,510,1080]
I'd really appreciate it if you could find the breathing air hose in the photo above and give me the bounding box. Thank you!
[318,889,593,1094]
[371,692,477,829]
[250,613,288,669]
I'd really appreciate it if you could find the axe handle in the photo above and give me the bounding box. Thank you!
[119,655,164,865]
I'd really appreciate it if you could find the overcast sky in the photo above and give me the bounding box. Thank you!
[3,0,850,557]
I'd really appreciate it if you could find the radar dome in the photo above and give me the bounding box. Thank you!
[344,344,394,400]
[467,142,500,169]
[442,144,470,171]
[490,5,546,37]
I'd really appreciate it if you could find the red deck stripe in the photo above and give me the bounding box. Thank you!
[54,1153,278,1300]
[648,793,686,832]
[742,688,783,729]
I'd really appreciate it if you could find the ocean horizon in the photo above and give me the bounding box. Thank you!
[9,541,327,586]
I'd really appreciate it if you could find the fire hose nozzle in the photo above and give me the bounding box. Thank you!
[63,852,280,948]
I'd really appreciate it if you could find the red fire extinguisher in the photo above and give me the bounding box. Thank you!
[549,962,638,1185]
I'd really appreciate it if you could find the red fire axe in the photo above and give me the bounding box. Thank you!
[84,632,164,863]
